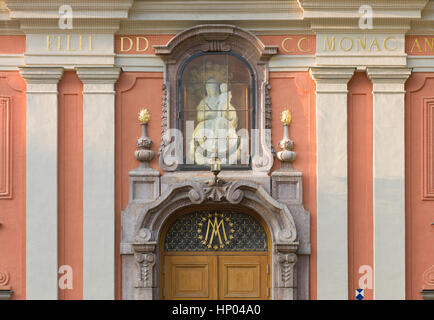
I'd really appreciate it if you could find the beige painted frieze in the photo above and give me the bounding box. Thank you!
[316,33,406,66]
[24,33,115,66]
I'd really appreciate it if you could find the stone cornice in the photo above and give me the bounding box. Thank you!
[298,0,429,33]
[298,0,428,17]
[0,1,9,19]
[0,1,21,34]
[123,0,306,35]
[131,0,301,18]
[1,0,434,35]
[0,20,21,34]
[118,19,311,36]
[3,0,134,33]
[409,1,434,34]
[18,19,121,34]
[5,0,133,19]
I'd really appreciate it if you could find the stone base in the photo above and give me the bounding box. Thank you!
[129,168,160,203]
[0,290,12,300]
[421,289,434,300]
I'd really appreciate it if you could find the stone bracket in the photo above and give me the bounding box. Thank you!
[132,243,157,289]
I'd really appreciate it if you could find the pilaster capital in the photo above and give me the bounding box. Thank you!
[309,67,355,93]
[367,67,412,93]
[76,67,121,94]
[309,67,355,83]
[367,67,412,84]
[76,67,121,84]
[18,66,63,84]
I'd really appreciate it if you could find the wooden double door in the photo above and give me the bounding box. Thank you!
[162,253,269,300]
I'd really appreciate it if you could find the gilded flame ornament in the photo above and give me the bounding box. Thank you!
[277,108,296,169]
[135,108,154,168]
[138,108,151,123]
[280,109,292,124]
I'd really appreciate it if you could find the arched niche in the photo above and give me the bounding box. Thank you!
[154,24,278,172]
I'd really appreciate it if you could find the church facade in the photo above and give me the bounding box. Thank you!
[0,0,433,300]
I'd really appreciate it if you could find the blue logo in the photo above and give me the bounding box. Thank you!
[355,289,364,300]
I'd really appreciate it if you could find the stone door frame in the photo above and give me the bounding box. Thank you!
[121,179,299,300]
[159,206,272,300]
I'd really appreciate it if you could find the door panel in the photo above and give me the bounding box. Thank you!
[164,255,269,300]
[218,255,268,299]
[164,255,217,299]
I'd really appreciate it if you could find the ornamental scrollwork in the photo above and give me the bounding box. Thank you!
[277,253,297,288]
[134,252,155,288]
[159,83,180,171]
[186,180,245,204]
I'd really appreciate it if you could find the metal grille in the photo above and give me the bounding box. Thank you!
[164,210,268,251]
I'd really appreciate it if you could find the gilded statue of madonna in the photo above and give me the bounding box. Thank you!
[188,78,241,165]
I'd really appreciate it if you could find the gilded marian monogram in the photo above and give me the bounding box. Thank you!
[197,212,235,250]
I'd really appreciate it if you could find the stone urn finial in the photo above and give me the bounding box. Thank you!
[277,109,296,170]
[135,108,154,169]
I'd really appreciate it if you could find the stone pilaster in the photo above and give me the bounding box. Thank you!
[367,67,411,300]
[309,67,355,300]
[76,66,120,300]
[19,66,63,300]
